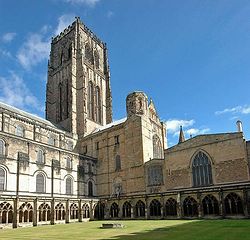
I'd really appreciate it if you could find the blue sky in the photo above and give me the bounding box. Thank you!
[0,0,250,146]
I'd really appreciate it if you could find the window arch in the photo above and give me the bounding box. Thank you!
[82,204,90,218]
[135,200,145,217]
[224,193,244,215]
[38,203,50,222]
[36,173,45,193]
[48,134,56,146]
[55,203,65,220]
[37,149,45,164]
[88,81,94,120]
[0,168,6,191]
[70,203,78,219]
[66,176,73,195]
[85,43,93,64]
[94,50,100,69]
[110,202,119,218]
[94,202,105,220]
[122,201,132,218]
[153,135,163,159]
[95,86,102,124]
[0,139,5,156]
[16,125,24,137]
[183,196,198,217]
[19,202,33,223]
[88,181,93,197]
[115,155,121,171]
[149,199,161,217]
[202,195,219,216]
[192,151,212,187]
[0,202,13,224]
[165,198,177,216]
[66,157,72,170]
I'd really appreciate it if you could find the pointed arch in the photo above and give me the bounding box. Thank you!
[110,202,119,218]
[192,151,213,187]
[94,50,100,69]
[88,181,93,197]
[0,202,13,224]
[94,202,105,220]
[37,149,45,164]
[95,86,102,124]
[202,195,219,216]
[122,201,132,218]
[165,198,177,216]
[85,43,93,64]
[152,135,163,159]
[19,202,33,223]
[38,203,51,222]
[65,176,73,195]
[70,203,78,220]
[82,204,90,218]
[88,81,94,120]
[55,203,65,220]
[36,172,45,193]
[183,196,198,217]
[149,199,161,217]
[224,193,244,215]
[135,200,145,217]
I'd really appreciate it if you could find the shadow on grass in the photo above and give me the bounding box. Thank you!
[99,220,250,240]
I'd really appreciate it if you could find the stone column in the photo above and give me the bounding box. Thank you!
[78,199,82,222]
[89,200,94,220]
[197,192,202,218]
[118,200,122,219]
[66,199,70,223]
[243,190,249,217]
[145,196,149,220]
[219,189,225,218]
[160,196,164,219]
[33,198,38,226]
[12,197,19,228]
[50,198,55,225]
[177,192,182,219]
[131,203,134,219]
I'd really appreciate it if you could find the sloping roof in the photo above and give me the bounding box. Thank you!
[0,101,61,129]
[92,117,127,134]
[166,132,243,152]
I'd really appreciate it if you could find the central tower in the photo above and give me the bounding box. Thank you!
[46,17,112,137]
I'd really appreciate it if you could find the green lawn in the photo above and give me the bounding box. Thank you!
[1,220,250,240]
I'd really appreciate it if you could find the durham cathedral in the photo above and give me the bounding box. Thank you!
[0,17,249,228]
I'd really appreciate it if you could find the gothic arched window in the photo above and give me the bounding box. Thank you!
[183,196,198,217]
[135,200,145,217]
[122,201,132,218]
[224,193,244,215]
[96,86,102,124]
[153,135,163,159]
[115,155,121,171]
[85,43,93,64]
[192,151,212,187]
[0,168,6,191]
[16,125,24,137]
[48,134,56,146]
[94,50,100,69]
[165,198,177,216]
[66,177,73,195]
[36,173,45,193]
[110,202,119,218]
[0,139,5,156]
[149,199,161,217]
[37,149,45,164]
[88,181,93,197]
[202,195,219,215]
[38,203,50,222]
[88,81,94,120]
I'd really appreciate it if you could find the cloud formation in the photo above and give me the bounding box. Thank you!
[215,105,250,115]
[0,72,43,113]
[2,32,16,43]
[65,0,100,7]
[55,14,75,35]
[17,33,50,70]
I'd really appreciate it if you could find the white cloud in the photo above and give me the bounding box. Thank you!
[107,10,114,18]
[166,119,195,134]
[215,105,250,115]
[185,128,210,136]
[55,14,75,35]
[2,32,16,43]
[17,33,50,70]
[65,0,100,6]
[0,72,43,113]
[0,48,12,58]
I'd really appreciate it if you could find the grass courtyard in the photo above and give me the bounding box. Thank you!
[1,220,250,240]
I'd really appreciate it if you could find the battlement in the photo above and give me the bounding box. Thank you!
[52,17,105,46]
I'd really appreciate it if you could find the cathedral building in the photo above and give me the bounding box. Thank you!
[0,17,249,228]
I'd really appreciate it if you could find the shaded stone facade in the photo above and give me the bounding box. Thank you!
[0,17,250,228]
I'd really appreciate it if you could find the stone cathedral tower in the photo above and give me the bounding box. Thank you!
[46,17,112,137]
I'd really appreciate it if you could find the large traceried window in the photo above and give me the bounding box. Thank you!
[0,139,5,156]
[66,177,73,195]
[153,135,163,159]
[16,125,24,137]
[37,149,45,164]
[85,43,93,64]
[0,168,5,191]
[36,173,45,193]
[94,50,100,69]
[192,151,212,187]
[88,81,94,120]
[95,86,102,124]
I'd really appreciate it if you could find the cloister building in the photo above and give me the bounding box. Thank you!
[0,17,249,228]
